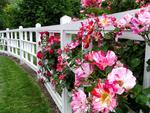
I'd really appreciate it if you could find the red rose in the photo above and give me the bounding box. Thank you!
[58,74,65,80]
[49,49,54,54]
[57,49,61,55]
[38,61,43,66]
[38,77,45,84]
[37,51,43,59]
[38,41,41,46]
[47,71,51,77]
[37,70,41,74]
[40,32,44,40]
[44,31,49,35]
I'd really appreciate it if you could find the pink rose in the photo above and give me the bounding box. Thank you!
[107,67,136,94]
[86,50,117,70]
[91,80,117,113]
[75,63,93,85]
[71,89,88,113]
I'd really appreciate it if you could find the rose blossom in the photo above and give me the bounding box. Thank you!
[37,51,43,59]
[99,14,116,28]
[86,50,117,70]
[56,49,61,55]
[56,56,64,72]
[75,63,93,85]
[129,9,150,34]
[130,17,147,34]
[67,40,80,50]
[49,49,54,54]
[91,80,117,113]
[117,14,132,28]
[81,0,105,7]
[46,71,51,77]
[107,67,136,94]
[38,61,43,66]
[71,89,88,113]
[58,74,65,80]
[137,9,150,25]
[75,59,82,65]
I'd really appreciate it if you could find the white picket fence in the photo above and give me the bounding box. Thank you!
[0,8,149,113]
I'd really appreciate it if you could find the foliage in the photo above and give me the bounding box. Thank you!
[0,0,80,29]
[2,1,21,29]
[0,0,9,29]
[5,0,80,28]
[0,0,9,11]
[37,32,76,93]
[129,85,150,113]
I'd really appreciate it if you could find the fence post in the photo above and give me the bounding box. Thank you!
[19,26,24,64]
[35,23,41,72]
[60,15,72,113]
[6,28,10,56]
[143,43,150,88]
[1,33,4,52]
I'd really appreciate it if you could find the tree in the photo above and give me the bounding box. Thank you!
[11,0,80,28]
[0,0,9,29]
[0,0,9,11]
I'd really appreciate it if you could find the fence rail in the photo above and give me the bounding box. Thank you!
[0,8,149,113]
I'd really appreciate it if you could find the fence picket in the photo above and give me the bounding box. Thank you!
[143,43,150,88]
[19,26,24,64]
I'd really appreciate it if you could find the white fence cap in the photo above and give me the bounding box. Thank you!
[60,15,72,25]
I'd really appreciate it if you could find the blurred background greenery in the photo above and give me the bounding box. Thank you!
[1,0,149,30]
[0,0,80,29]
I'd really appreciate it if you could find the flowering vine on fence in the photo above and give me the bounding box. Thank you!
[37,4,150,113]
[80,0,150,17]
[117,7,150,45]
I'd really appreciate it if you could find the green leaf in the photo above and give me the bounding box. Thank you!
[65,69,75,91]
[115,104,129,113]
[130,58,141,68]
[147,65,150,72]
[142,87,150,95]
[133,46,138,52]
[147,59,150,65]
[84,85,95,93]
[136,95,149,105]
[105,66,112,75]
[127,40,133,46]
[131,85,142,97]
[115,108,124,113]
[104,32,113,39]
[102,45,108,52]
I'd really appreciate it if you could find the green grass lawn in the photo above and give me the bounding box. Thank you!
[0,56,52,113]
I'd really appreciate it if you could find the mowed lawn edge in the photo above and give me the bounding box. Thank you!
[0,56,52,113]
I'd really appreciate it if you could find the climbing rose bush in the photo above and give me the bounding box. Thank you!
[37,4,150,113]
[117,7,150,45]
[37,32,61,85]
[37,16,137,112]
[62,14,138,112]
[70,6,149,113]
